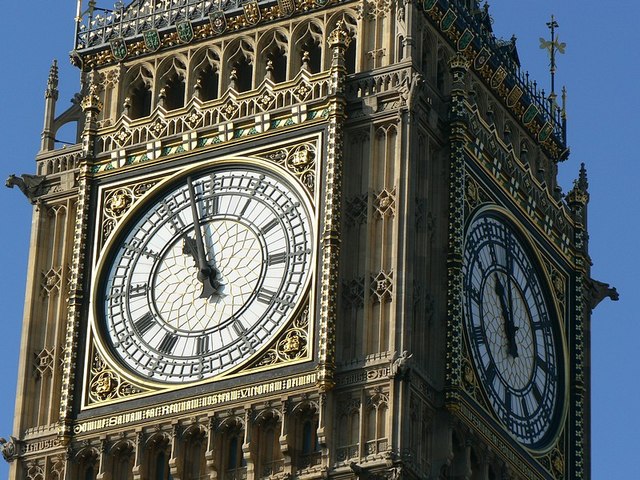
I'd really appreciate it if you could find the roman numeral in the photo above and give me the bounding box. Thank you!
[231,320,255,354]
[536,356,553,375]
[203,195,219,216]
[267,251,288,265]
[157,333,178,355]
[161,200,186,232]
[128,283,148,298]
[134,312,155,335]
[504,389,512,413]
[531,381,543,405]
[260,217,279,234]
[471,325,485,344]
[197,335,209,356]
[485,361,497,385]
[124,242,160,259]
[256,288,276,304]
[238,198,251,218]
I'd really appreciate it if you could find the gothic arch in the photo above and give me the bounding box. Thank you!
[326,11,358,73]
[222,37,255,93]
[109,439,135,480]
[190,46,222,101]
[74,446,99,480]
[122,63,154,119]
[145,432,172,480]
[291,20,324,74]
[436,47,451,95]
[156,55,188,111]
[181,424,207,480]
[256,29,289,84]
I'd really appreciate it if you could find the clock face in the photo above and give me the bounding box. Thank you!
[462,212,563,449]
[95,164,313,384]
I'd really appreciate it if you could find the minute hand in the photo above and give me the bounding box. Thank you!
[494,274,519,358]
[187,177,217,299]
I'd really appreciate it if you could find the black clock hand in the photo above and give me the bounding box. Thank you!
[506,248,516,345]
[186,177,219,298]
[494,273,519,358]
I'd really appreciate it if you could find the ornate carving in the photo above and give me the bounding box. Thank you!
[462,358,477,394]
[253,304,310,367]
[285,144,316,192]
[101,180,158,245]
[342,278,365,309]
[0,436,18,462]
[370,270,393,303]
[34,347,55,378]
[5,174,47,203]
[373,187,396,218]
[389,350,412,379]
[87,347,145,404]
[41,267,62,295]
[345,194,368,226]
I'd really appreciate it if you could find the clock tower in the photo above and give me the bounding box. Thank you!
[3,1,614,479]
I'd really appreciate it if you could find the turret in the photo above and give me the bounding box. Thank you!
[40,60,59,152]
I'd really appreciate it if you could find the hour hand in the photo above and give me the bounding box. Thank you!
[182,235,199,264]
[182,235,222,297]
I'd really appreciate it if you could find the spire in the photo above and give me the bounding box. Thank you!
[566,163,589,213]
[45,60,59,100]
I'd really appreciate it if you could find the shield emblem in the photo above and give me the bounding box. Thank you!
[441,9,457,31]
[538,122,553,142]
[110,37,127,61]
[474,47,490,70]
[209,11,227,35]
[176,20,194,44]
[423,0,437,11]
[143,29,161,52]
[523,104,539,125]
[457,29,474,51]
[243,1,261,26]
[278,0,295,16]
[507,86,523,108]
[490,66,507,89]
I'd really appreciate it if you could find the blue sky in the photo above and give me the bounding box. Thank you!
[0,1,635,477]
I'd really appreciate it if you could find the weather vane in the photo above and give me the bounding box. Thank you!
[539,15,567,129]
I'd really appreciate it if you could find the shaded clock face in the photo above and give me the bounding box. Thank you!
[462,212,564,448]
[96,165,313,384]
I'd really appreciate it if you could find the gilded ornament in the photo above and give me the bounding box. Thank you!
[105,189,132,219]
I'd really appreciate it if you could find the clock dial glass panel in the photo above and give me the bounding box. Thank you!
[463,213,563,448]
[98,166,313,383]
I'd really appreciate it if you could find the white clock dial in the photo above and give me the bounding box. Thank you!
[463,212,563,449]
[97,165,313,383]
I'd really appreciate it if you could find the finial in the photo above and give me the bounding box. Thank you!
[539,15,566,101]
[46,60,59,100]
[301,51,311,71]
[265,59,274,82]
[578,162,588,191]
[229,68,238,91]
